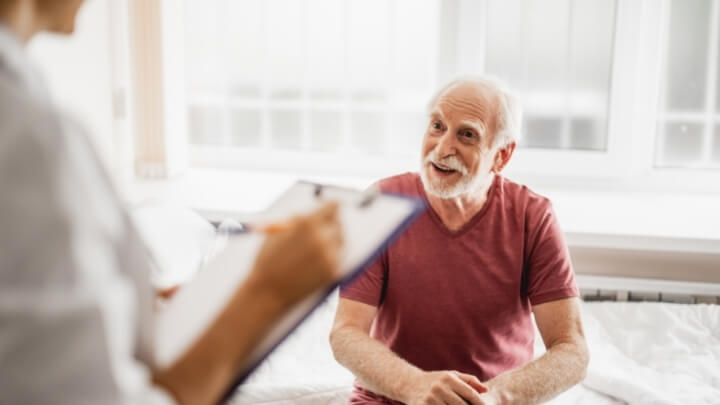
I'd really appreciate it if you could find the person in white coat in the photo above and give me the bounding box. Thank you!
[0,1,344,404]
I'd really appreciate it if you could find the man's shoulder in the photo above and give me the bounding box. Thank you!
[376,172,422,197]
[497,176,553,213]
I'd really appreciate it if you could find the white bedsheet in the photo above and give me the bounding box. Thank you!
[229,294,720,405]
[580,302,720,405]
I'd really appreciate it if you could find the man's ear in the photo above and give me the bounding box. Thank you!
[491,142,516,173]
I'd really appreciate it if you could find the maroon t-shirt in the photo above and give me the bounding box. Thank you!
[340,173,578,404]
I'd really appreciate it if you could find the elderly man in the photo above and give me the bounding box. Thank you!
[330,77,588,405]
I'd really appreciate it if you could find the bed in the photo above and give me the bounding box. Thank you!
[226,292,720,405]
[132,204,720,405]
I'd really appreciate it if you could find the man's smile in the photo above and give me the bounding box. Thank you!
[430,162,460,176]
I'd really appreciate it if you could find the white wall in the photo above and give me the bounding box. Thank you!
[27,0,130,183]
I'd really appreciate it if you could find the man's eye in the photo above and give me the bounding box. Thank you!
[462,130,474,138]
[432,122,442,130]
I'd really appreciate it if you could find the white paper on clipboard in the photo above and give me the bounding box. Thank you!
[153,181,424,394]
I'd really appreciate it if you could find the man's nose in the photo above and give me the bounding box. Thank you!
[434,130,457,158]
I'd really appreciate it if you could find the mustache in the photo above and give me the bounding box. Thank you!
[423,150,469,175]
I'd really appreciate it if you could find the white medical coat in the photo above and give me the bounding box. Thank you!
[0,24,174,405]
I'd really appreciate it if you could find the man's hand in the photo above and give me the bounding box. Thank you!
[473,298,589,405]
[475,387,507,405]
[246,201,343,310]
[401,370,488,405]
[331,300,489,405]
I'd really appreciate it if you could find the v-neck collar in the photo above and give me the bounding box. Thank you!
[415,174,500,239]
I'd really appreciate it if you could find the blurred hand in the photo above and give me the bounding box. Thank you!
[246,201,343,309]
[403,370,488,405]
[156,285,180,299]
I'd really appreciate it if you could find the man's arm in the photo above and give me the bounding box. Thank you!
[330,298,487,405]
[481,297,589,405]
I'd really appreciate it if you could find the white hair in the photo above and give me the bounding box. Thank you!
[427,75,523,149]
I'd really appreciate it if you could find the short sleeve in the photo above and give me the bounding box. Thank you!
[523,201,579,306]
[339,250,387,307]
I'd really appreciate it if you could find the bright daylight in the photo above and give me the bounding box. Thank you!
[1,0,719,404]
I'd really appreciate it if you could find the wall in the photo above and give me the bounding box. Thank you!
[26,0,131,184]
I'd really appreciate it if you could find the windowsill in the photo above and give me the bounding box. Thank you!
[543,189,720,253]
[124,168,720,253]
[124,168,378,219]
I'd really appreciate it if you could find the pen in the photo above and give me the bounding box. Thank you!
[218,183,379,235]
[243,221,290,234]
[213,220,291,235]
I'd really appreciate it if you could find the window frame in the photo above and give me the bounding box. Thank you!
[624,0,720,193]
[654,0,720,171]
[144,0,720,193]
[465,0,627,181]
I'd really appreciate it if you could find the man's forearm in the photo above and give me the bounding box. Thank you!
[330,326,421,402]
[485,341,589,404]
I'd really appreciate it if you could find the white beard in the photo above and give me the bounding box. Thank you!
[419,149,493,199]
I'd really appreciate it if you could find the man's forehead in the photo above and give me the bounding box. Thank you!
[430,102,489,131]
[429,107,484,129]
[431,83,499,128]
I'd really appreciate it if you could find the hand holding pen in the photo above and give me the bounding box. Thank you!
[244,201,344,310]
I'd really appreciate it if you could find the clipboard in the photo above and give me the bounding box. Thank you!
[153,181,425,401]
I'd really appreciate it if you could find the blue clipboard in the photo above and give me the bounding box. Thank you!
[153,181,425,403]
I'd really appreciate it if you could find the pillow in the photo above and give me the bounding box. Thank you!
[131,202,217,289]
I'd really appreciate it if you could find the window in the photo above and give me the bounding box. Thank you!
[183,0,439,171]
[143,0,720,189]
[656,0,720,169]
[484,0,616,151]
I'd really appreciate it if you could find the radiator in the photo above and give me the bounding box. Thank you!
[578,275,720,304]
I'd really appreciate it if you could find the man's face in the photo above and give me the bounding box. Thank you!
[420,83,500,199]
